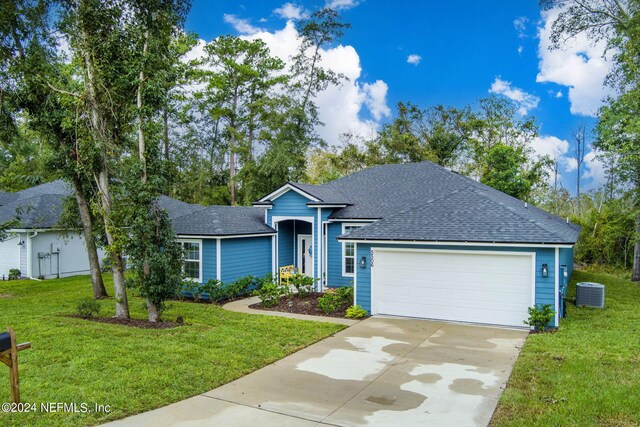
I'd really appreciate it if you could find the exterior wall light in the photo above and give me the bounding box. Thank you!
[541,264,548,278]
[360,256,366,268]
[17,240,25,246]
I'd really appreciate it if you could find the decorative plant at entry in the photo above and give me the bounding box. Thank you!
[345,305,368,319]
[524,304,555,332]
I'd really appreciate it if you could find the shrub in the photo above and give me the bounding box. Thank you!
[335,286,354,305]
[77,297,101,318]
[289,274,316,298]
[254,273,274,291]
[317,292,342,314]
[200,279,227,303]
[227,276,256,298]
[524,304,555,332]
[254,281,285,307]
[345,305,368,319]
[8,269,21,280]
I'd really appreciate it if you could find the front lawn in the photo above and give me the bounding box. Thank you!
[492,270,640,426]
[0,275,344,426]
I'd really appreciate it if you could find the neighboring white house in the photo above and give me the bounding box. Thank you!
[0,181,202,280]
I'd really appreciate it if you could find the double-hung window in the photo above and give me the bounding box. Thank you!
[342,224,362,276]
[179,240,201,281]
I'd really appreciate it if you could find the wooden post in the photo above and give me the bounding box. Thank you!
[0,326,31,404]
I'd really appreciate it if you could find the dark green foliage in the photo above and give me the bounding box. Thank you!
[480,144,547,200]
[254,281,286,307]
[524,304,555,332]
[345,305,368,319]
[8,269,21,280]
[335,286,354,305]
[76,297,101,318]
[289,274,316,297]
[317,292,342,314]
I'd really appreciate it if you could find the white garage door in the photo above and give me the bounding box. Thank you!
[372,249,534,327]
[0,235,21,279]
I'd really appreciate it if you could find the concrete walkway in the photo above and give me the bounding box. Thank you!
[104,317,527,427]
[223,296,360,326]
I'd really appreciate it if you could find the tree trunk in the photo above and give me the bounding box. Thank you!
[163,109,170,161]
[80,3,129,318]
[632,213,640,282]
[147,300,160,322]
[98,168,130,318]
[71,177,108,299]
[229,89,238,205]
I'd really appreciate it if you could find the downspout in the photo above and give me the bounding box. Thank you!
[27,231,39,280]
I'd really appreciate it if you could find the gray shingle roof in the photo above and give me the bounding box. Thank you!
[278,162,580,244]
[157,195,205,220]
[0,194,65,228]
[172,205,275,236]
[342,187,580,244]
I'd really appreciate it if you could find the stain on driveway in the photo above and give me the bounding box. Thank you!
[105,317,527,427]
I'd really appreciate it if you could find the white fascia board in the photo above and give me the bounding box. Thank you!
[336,239,574,248]
[176,233,276,240]
[258,184,320,203]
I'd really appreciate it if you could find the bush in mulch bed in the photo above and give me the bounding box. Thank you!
[67,314,183,329]
[251,286,361,319]
[250,292,350,318]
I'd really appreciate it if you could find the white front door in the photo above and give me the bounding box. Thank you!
[297,234,313,276]
[372,249,534,327]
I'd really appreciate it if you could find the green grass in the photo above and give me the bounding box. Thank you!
[493,270,640,426]
[0,275,344,426]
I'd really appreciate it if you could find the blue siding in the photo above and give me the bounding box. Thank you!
[201,239,217,282]
[559,247,574,279]
[355,243,371,310]
[278,221,294,267]
[327,222,355,287]
[221,236,272,284]
[267,190,315,222]
[355,243,560,327]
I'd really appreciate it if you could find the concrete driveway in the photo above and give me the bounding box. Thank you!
[105,317,527,427]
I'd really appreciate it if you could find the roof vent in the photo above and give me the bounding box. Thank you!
[576,282,605,308]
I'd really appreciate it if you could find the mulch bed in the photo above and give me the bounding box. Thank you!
[249,292,349,318]
[68,315,182,329]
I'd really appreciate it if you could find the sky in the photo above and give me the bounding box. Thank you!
[185,0,615,192]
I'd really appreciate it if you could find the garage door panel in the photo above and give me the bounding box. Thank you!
[373,250,533,327]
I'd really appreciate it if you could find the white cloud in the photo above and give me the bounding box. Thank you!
[325,0,361,10]
[274,3,307,20]
[555,90,563,98]
[517,45,524,55]
[489,77,540,115]
[582,150,607,189]
[513,16,528,38]
[363,80,391,121]
[407,54,422,65]
[532,135,569,160]
[565,157,578,172]
[536,7,616,117]
[223,14,264,35]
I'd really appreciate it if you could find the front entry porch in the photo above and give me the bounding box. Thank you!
[274,219,317,287]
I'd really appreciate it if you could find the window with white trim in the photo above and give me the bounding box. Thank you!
[342,224,362,276]
[179,240,201,281]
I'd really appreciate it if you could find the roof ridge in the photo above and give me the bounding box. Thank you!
[469,187,568,241]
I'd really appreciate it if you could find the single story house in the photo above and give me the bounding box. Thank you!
[1,161,580,328]
[250,161,580,328]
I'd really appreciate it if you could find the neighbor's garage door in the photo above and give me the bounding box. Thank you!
[372,249,534,327]
[0,235,21,279]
